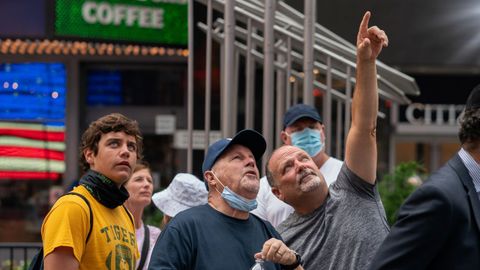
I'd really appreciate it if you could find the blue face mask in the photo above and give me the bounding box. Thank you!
[211,173,258,212]
[289,128,324,157]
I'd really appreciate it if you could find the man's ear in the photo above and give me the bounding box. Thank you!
[204,171,217,190]
[280,131,289,145]
[320,123,326,138]
[84,149,94,165]
[271,186,283,201]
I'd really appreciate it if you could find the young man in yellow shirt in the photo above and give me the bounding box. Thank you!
[42,113,142,270]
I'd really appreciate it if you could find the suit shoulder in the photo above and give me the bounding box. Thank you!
[411,163,468,211]
[423,163,463,191]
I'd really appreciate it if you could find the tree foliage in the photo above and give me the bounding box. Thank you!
[378,161,426,225]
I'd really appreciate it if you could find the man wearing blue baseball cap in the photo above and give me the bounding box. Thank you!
[253,103,343,228]
[148,129,304,270]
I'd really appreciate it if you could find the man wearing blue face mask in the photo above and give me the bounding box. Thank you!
[282,104,344,188]
[252,103,343,228]
[148,129,304,270]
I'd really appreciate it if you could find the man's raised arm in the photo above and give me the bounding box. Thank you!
[345,11,388,184]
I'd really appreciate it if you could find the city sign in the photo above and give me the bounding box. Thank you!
[405,103,464,125]
[55,0,187,45]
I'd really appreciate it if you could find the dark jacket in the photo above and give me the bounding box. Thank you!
[370,154,480,270]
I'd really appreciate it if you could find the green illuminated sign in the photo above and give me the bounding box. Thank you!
[55,0,187,45]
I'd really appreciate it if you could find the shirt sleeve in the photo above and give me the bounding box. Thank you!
[333,164,377,199]
[41,197,90,263]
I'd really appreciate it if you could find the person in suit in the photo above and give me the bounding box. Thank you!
[369,84,480,270]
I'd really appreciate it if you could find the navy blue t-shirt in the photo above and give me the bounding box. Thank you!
[148,204,282,270]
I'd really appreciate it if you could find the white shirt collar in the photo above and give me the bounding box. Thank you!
[458,148,480,195]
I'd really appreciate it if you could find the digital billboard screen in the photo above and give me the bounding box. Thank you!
[0,63,66,181]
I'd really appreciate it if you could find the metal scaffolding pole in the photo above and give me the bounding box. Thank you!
[303,0,315,105]
[336,101,342,158]
[245,18,255,129]
[223,0,235,137]
[389,104,399,173]
[263,0,275,165]
[344,66,352,150]
[65,60,80,186]
[233,51,240,132]
[285,36,292,109]
[276,53,286,147]
[293,79,299,105]
[187,0,194,172]
[323,56,332,154]
[204,0,212,152]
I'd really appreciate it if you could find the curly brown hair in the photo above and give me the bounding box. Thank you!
[79,113,143,172]
[459,109,480,150]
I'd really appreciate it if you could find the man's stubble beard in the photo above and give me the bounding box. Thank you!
[297,168,322,193]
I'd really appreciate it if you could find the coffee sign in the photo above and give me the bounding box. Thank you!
[55,0,187,45]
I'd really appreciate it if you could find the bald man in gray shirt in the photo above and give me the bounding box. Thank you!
[264,11,390,270]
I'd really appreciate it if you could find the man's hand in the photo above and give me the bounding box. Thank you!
[255,238,296,265]
[357,11,389,62]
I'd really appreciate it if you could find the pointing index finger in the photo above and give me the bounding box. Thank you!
[358,11,371,40]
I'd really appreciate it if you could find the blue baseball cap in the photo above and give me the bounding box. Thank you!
[283,104,322,129]
[202,129,266,189]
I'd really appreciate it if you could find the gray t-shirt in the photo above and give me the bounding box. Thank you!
[277,164,390,270]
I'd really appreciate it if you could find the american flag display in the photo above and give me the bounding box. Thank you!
[0,63,66,181]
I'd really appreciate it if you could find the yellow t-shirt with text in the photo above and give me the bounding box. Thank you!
[41,185,139,270]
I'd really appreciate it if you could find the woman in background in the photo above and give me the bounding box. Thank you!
[124,161,161,270]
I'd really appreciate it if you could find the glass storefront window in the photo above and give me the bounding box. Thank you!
[84,62,188,192]
[86,65,185,107]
